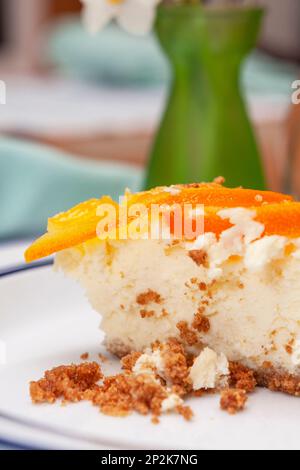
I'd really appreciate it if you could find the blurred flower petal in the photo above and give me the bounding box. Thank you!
[82,0,116,34]
[137,0,161,7]
[118,0,156,35]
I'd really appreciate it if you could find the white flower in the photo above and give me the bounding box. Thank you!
[81,0,161,35]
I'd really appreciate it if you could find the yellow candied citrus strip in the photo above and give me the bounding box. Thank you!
[25,196,118,263]
[25,224,97,263]
[48,196,116,233]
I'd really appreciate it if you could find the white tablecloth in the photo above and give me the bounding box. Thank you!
[0,76,290,140]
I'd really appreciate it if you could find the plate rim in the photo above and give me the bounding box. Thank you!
[0,260,53,279]
[0,262,145,451]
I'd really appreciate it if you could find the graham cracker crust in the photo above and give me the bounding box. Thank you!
[255,367,300,397]
[106,338,300,397]
[105,338,133,358]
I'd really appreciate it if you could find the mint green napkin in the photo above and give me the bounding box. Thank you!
[0,138,143,239]
[48,17,169,87]
[47,17,299,95]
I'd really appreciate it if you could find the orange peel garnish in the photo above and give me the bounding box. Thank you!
[128,183,292,209]
[25,196,118,263]
[25,184,297,263]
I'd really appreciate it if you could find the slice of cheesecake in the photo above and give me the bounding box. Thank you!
[25,183,300,395]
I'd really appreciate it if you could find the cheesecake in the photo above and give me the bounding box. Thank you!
[25,182,300,396]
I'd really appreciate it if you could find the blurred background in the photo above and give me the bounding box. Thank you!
[0,0,300,266]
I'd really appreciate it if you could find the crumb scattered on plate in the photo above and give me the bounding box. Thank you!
[220,389,248,415]
[30,340,258,423]
[80,352,89,360]
[98,353,108,362]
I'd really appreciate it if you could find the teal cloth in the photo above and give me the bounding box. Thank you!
[47,17,299,96]
[47,17,169,87]
[0,138,143,239]
[243,51,300,98]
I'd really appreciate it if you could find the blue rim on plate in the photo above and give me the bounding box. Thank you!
[0,260,53,279]
[0,262,139,450]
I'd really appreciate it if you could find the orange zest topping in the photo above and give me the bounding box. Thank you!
[25,196,118,263]
[129,184,292,209]
[24,183,297,263]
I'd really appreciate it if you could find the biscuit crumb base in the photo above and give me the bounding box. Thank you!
[177,405,194,421]
[30,362,102,404]
[121,351,142,372]
[220,389,248,414]
[161,338,192,393]
[192,311,210,333]
[30,340,300,423]
[255,367,300,396]
[30,340,193,422]
[98,353,108,362]
[91,373,168,418]
[229,362,257,393]
[136,290,162,305]
[213,176,225,185]
[188,250,208,267]
[80,352,89,360]
[176,321,198,346]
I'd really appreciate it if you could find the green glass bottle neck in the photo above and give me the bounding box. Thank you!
[155,5,263,63]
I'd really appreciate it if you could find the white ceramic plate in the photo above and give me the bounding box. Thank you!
[0,264,300,450]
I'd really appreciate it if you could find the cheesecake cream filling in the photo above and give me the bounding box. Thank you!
[56,208,300,376]
[189,347,229,390]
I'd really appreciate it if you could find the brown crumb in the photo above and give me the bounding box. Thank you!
[262,361,272,369]
[285,338,295,355]
[220,388,247,415]
[255,368,300,396]
[213,176,225,185]
[30,352,190,422]
[192,388,217,398]
[160,308,169,318]
[188,250,208,267]
[229,362,257,393]
[177,405,193,421]
[91,373,168,418]
[161,339,191,392]
[198,282,207,291]
[98,353,108,363]
[80,352,89,360]
[176,321,198,346]
[192,310,210,333]
[285,345,293,355]
[136,289,162,305]
[121,351,142,372]
[30,362,102,404]
[140,309,155,318]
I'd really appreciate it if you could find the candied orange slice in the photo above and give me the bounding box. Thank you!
[25,196,118,263]
[202,202,300,238]
[127,183,292,209]
[256,202,300,237]
[24,185,298,263]
[48,196,116,233]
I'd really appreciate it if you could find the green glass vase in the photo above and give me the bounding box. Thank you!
[145,5,266,190]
